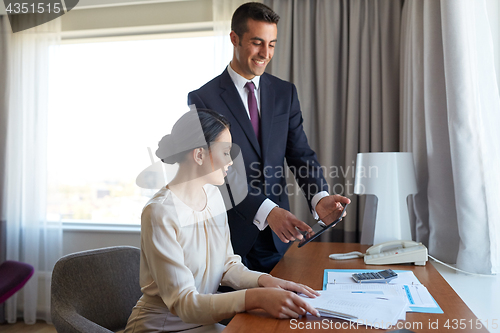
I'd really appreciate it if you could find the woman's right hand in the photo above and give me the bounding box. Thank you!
[245,287,320,319]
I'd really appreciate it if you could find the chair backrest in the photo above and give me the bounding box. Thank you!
[0,260,34,303]
[51,246,142,333]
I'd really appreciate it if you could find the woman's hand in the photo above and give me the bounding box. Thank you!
[245,288,321,319]
[258,274,320,299]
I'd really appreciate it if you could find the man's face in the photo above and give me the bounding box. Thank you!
[230,19,277,80]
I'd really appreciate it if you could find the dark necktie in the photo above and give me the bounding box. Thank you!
[244,81,260,143]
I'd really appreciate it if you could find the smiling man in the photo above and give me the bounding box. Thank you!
[188,2,350,273]
[230,11,277,78]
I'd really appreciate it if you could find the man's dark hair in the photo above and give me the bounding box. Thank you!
[231,2,280,38]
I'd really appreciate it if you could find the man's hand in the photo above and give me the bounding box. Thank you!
[315,195,351,225]
[267,207,311,243]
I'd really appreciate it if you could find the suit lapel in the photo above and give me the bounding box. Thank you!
[219,70,261,157]
[260,74,275,160]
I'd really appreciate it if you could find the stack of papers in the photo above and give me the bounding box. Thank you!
[300,269,442,329]
[302,290,408,329]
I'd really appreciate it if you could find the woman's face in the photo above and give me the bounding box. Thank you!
[205,128,233,186]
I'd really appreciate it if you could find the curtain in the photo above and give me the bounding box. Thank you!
[401,0,500,274]
[264,0,403,242]
[0,16,62,323]
[0,15,10,323]
[212,0,247,74]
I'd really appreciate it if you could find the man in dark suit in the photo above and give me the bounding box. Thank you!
[188,2,350,273]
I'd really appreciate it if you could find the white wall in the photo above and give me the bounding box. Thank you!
[61,0,212,32]
[63,229,140,254]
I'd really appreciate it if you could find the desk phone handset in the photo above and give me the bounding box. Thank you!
[329,240,428,265]
[364,240,428,266]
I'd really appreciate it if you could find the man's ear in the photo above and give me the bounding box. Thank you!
[230,31,239,47]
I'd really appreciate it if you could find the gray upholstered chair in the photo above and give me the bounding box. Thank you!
[51,246,142,333]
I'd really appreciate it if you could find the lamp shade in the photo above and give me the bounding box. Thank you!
[354,152,417,245]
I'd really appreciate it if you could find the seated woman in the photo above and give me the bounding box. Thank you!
[124,109,320,333]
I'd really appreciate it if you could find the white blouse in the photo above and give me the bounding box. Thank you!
[139,184,264,328]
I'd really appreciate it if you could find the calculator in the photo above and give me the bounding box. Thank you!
[352,269,398,283]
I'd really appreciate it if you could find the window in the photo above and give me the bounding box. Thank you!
[47,35,218,224]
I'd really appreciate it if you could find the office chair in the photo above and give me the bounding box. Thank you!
[51,246,142,333]
[0,260,34,303]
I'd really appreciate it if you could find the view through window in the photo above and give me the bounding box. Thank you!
[48,35,218,224]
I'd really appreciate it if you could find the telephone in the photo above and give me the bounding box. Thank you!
[364,240,428,266]
[329,240,428,265]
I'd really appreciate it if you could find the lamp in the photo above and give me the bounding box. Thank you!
[354,152,417,245]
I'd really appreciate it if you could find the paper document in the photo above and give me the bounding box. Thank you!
[325,284,435,308]
[302,291,408,329]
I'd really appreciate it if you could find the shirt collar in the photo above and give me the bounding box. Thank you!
[227,62,261,90]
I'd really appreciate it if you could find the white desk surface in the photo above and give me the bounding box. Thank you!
[431,261,500,333]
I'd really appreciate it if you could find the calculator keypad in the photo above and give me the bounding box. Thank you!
[352,269,397,283]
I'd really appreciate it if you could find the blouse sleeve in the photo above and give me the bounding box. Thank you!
[220,221,266,289]
[141,203,249,325]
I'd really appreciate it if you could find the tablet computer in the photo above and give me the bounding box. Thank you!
[297,203,349,248]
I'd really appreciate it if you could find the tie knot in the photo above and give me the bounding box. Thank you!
[245,81,255,93]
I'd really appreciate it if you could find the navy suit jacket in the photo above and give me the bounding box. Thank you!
[188,69,328,258]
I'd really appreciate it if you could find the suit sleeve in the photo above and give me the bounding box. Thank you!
[188,91,207,110]
[284,84,329,207]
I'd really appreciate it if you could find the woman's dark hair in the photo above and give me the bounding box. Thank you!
[231,2,280,39]
[156,109,230,165]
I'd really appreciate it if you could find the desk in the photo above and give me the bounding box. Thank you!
[224,242,488,332]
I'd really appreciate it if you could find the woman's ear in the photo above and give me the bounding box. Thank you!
[193,148,204,166]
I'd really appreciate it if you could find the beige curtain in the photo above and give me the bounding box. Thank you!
[264,0,403,242]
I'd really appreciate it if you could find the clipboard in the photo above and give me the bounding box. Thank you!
[323,269,443,314]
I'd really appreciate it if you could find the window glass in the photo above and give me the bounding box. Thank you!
[48,36,217,224]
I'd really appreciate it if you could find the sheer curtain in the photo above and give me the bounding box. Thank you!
[0,16,62,323]
[264,0,403,242]
[212,0,247,74]
[0,16,9,323]
[401,0,500,274]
